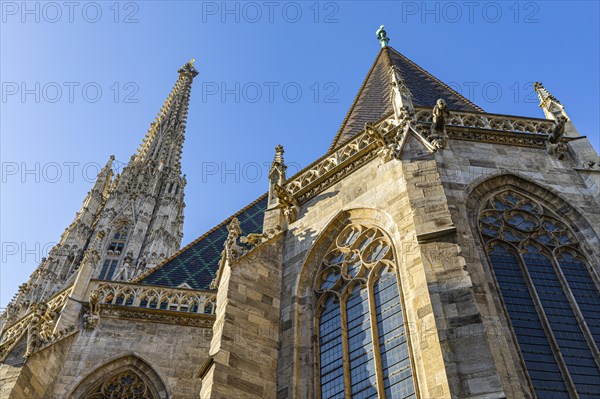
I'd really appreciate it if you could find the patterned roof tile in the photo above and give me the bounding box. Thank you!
[329,46,483,152]
[137,194,267,290]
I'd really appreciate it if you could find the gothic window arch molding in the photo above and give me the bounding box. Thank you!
[68,355,169,399]
[478,190,600,398]
[314,223,417,399]
[83,370,155,399]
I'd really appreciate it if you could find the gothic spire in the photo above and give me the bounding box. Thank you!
[136,59,199,170]
[534,82,580,137]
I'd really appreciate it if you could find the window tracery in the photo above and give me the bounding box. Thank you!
[84,371,154,399]
[479,190,600,398]
[314,224,416,399]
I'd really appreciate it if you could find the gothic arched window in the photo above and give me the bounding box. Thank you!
[99,226,129,280]
[84,371,155,399]
[479,191,600,398]
[314,224,416,399]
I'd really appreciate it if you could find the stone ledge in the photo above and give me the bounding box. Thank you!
[98,305,215,328]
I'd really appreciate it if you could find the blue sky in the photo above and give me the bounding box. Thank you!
[1,1,599,307]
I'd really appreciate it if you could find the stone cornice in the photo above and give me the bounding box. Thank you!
[98,305,215,328]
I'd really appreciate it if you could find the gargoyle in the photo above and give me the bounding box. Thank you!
[274,185,299,223]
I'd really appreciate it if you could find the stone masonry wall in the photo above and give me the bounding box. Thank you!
[438,139,600,399]
[275,134,600,398]
[4,315,211,399]
[201,234,284,399]
[276,137,505,399]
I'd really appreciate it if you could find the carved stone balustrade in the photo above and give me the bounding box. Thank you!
[88,280,216,315]
[413,107,555,135]
[282,108,564,207]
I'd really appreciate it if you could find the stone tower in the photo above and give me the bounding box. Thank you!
[1,60,198,325]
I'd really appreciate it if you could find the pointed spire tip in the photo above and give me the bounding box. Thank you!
[273,144,285,165]
[178,58,199,78]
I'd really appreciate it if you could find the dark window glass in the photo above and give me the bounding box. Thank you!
[319,296,345,399]
[99,259,118,280]
[480,191,600,398]
[523,249,600,396]
[489,245,569,397]
[315,225,416,399]
[375,268,415,399]
[346,286,377,398]
[558,252,600,349]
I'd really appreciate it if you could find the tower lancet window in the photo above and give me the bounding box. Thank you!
[314,224,416,399]
[99,226,130,281]
[479,190,600,398]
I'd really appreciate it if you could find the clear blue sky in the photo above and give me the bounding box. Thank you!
[1,1,599,308]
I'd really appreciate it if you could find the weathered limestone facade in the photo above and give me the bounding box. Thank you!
[2,32,600,399]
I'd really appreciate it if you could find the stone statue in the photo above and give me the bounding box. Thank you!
[224,218,242,260]
[546,116,568,159]
[429,99,451,149]
[83,290,100,329]
[549,116,567,144]
[431,99,451,138]
[274,185,299,223]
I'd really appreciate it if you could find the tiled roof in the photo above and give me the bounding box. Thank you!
[137,194,267,290]
[328,46,483,152]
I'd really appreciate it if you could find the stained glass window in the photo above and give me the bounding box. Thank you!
[315,225,416,399]
[480,191,600,398]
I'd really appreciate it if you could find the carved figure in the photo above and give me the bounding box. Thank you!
[549,116,567,144]
[376,25,389,47]
[430,99,451,138]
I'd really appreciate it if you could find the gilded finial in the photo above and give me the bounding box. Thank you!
[376,25,389,48]
[178,58,199,78]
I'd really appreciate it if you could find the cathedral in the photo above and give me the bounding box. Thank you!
[1,27,600,399]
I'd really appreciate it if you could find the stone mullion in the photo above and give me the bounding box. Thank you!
[367,273,386,399]
[548,250,600,369]
[339,290,352,399]
[515,249,579,399]
[482,239,539,399]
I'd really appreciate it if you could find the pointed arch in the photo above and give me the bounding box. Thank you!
[467,172,600,255]
[468,174,600,398]
[67,354,169,399]
[293,208,418,399]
